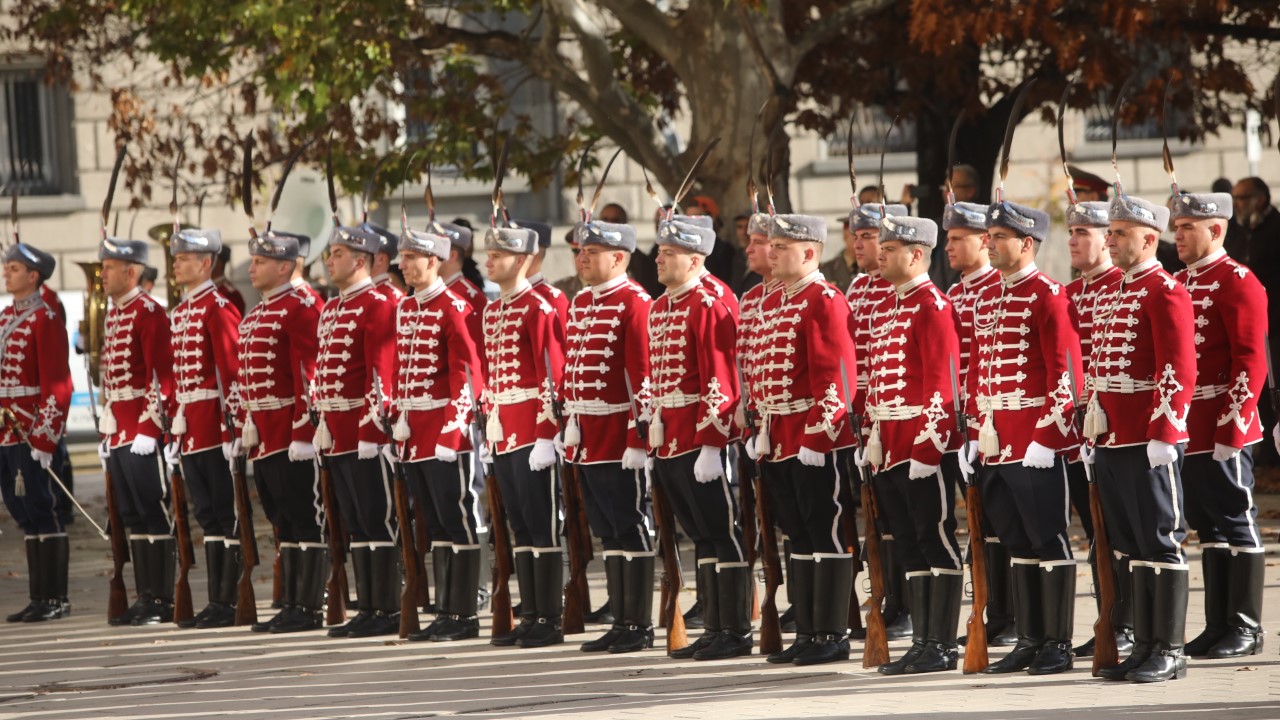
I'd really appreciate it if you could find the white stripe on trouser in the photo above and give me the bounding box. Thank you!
[1233,453,1262,549]
[549,463,560,543]
[828,452,844,553]
[378,458,395,543]
[1164,460,1184,564]
[309,458,324,531]
[933,468,962,570]
[1056,462,1071,559]
[717,470,745,563]
[153,451,175,534]
[632,467,652,552]
[456,455,476,545]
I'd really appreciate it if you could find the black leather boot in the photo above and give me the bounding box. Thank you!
[348,546,401,638]
[195,542,240,629]
[881,539,913,640]
[112,538,153,626]
[670,560,719,658]
[980,561,1043,673]
[905,571,962,674]
[272,546,327,633]
[1207,551,1265,658]
[694,564,753,660]
[1100,563,1154,680]
[582,553,626,652]
[879,573,929,675]
[794,556,852,666]
[132,538,176,626]
[492,549,537,646]
[609,552,656,654]
[1185,546,1228,657]
[330,544,373,637]
[254,544,298,632]
[1073,547,1101,657]
[410,544,454,641]
[1027,563,1075,675]
[768,554,814,664]
[1112,555,1136,656]
[7,538,38,622]
[985,541,1017,646]
[518,549,564,648]
[23,536,70,622]
[430,545,482,641]
[1128,567,1188,683]
[179,540,223,628]
[779,538,795,632]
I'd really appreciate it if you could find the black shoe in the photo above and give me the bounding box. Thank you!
[22,599,70,623]
[979,641,1040,673]
[195,602,236,629]
[346,611,399,638]
[778,605,797,633]
[491,617,536,647]
[989,625,1019,646]
[269,608,323,634]
[767,635,813,664]
[584,602,615,625]
[1208,552,1266,659]
[430,615,480,642]
[1185,547,1228,657]
[693,630,753,660]
[1126,566,1188,683]
[328,610,373,638]
[1116,628,1135,656]
[178,603,217,629]
[111,597,151,627]
[793,634,849,666]
[1098,649,1150,681]
[1072,635,1096,657]
[131,598,174,626]
[407,615,449,642]
[1207,626,1264,659]
[1027,640,1073,675]
[878,641,926,675]
[683,600,705,629]
[904,641,958,674]
[517,617,564,648]
[6,603,36,623]
[581,626,625,652]
[884,610,913,640]
[1127,649,1187,683]
[251,608,290,633]
[607,625,654,654]
[669,632,717,659]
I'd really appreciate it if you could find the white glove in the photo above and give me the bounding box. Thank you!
[693,445,725,483]
[1022,441,1055,469]
[552,433,566,460]
[958,440,979,478]
[1146,439,1178,469]
[164,441,181,467]
[131,433,158,456]
[1274,424,1280,456]
[744,437,759,461]
[1212,443,1240,462]
[434,444,458,463]
[529,438,557,471]
[908,459,938,480]
[853,447,870,468]
[357,441,382,460]
[381,443,397,464]
[798,446,826,468]
[30,449,52,469]
[1079,443,1095,465]
[621,447,649,470]
[222,440,243,461]
[97,440,111,461]
[478,443,494,468]
[288,441,316,462]
[733,404,746,431]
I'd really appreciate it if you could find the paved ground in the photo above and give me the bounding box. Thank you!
[1,457,1278,719]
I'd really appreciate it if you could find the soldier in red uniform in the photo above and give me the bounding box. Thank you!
[364,223,404,303]
[94,238,176,626]
[960,201,1084,676]
[747,214,857,666]
[865,215,964,675]
[236,230,326,634]
[314,224,399,639]
[1062,201,1133,659]
[391,228,485,643]
[163,228,243,629]
[481,223,566,649]
[0,243,72,623]
[558,219,654,653]
[1170,192,1268,659]
[214,245,247,316]
[514,220,569,328]
[1087,194,1196,683]
[648,218,746,661]
[438,221,486,342]
[941,201,1013,647]
[845,202,912,640]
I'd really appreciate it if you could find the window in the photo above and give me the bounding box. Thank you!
[827,106,918,158]
[0,67,76,196]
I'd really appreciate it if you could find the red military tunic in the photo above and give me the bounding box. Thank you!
[647,276,738,459]
[947,264,1000,402]
[866,275,960,471]
[529,273,570,329]
[753,271,855,461]
[1085,258,1197,448]
[699,269,739,318]
[845,271,896,420]
[1066,261,1124,375]
[966,264,1083,464]
[373,273,405,304]
[0,294,72,454]
[482,280,564,454]
[392,279,482,462]
[292,277,325,309]
[39,283,65,323]
[170,280,242,455]
[312,277,397,455]
[1174,249,1267,454]
[216,277,246,316]
[99,287,173,449]
[446,271,487,369]
[737,279,783,441]
[562,275,651,464]
[237,282,321,460]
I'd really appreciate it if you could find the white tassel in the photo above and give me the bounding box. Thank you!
[99,403,118,435]
[486,409,503,447]
[14,469,24,498]
[242,412,259,449]
[315,418,332,450]
[978,413,999,457]
[393,413,411,442]
[564,416,581,447]
[648,410,664,448]
[171,405,188,435]
[755,415,771,458]
[866,422,884,466]
[1083,393,1107,439]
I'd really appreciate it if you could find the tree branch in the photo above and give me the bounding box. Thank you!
[1193,21,1280,42]
[593,0,679,64]
[794,0,900,59]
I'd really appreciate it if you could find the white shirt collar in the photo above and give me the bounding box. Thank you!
[372,273,391,286]
[1124,257,1161,281]
[443,271,463,285]
[340,276,373,299]
[1081,258,1115,280]
[262,282,294,301]
[415,278,446,302]
[785,270,823,299]
[962,264,993,286]
[1002,262,1038,287]
[114,286,144,308]
[182,279,215,302]
[528,272,545,285]
[1186,247,1227,272]
[590,273,629,297]
[500,278,532,301]
[895,273,931,298]
[666,275,702,300]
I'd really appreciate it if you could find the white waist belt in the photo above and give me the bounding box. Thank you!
[977,394,1046,411]
[867,404,923,421]
[243,396,293,412]
[316,397,362,412]
[103,387,145,402]
[491,387,540,406]
[756,397,816,416]
[0,385,40,399]
[652,391,700,410]
[397,397,450,412]
[1092,377,1155,394]
[1192,384,1228,400]
[564,399,630,416]
[176,389,218,403]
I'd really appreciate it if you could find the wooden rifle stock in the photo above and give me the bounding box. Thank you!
[230,458,258,626]
[737,451,760,622]
[860,478,890,667]
[962,482,990,673]
[413,502,432,612]
[486,469,515,636]
[103,469,130,621]
[842,457,865,637]
[652,483,687,652]
[392,457,421,637]
[754,473,783,655]
[560,461,588,635]
[319,461,349,626]
[170,465,196,624]
[1089,477,1119,675]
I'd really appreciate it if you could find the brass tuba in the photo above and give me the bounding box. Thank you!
[76,261,107,382]
[147,221,188,308]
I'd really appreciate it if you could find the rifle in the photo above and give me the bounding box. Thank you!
[543,348,588,635]
[848,379,889,668]
[953,357,989,673]
[371,369,420,637]
[215,367,258,626]
[153,371,195,625]
[467,364,515,636]
[1066,351,1118,675]
[835,363,865,638]
[734,367,761,625]
[737,365,781,654]
[87,362,129,620]
[301,363,349,626]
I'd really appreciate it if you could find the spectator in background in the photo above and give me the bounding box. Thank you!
[602,203,658,298]
[1068,165,1110,202]
[819,217,857,293]
[729,212,759,296]
[1211,177,1249,261]
[1157,194,1187,274]
[1229,177,1280,468]
[554,229,585,297]
[140,265,158,295]
[450,217,489,292]
[685,195,741,290]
